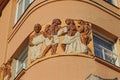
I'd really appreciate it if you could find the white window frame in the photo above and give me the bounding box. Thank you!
[93,31,119,66]
[15,0,34,23]
[112,0,118,6]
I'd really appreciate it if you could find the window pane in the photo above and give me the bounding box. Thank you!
[25,0,30,10]
[16,47,28,75]
[93,36,112,50]
[93,35,118,65]
[105,0,112,3]
[94,45,103,58]
[17,0,23,20]
[93,36,113,60]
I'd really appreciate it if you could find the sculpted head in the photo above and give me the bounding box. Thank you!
[78,20,85,25]
[52,18,61,25]
[71,19,75,25]
[34,23,42,33]
[65,18,72,25]
[84,22,92,27]
[65,18,75,25]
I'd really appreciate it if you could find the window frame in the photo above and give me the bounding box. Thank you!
[15,46,28,77]
[93,31,119,66]
[104,0,119,8]
[15,0,34,23]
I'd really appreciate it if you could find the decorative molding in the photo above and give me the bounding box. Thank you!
[90,0,120,17]
[27,54,94,71]
[7,0,120,43]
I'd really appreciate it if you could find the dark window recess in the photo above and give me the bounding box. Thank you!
[105,0,112,3]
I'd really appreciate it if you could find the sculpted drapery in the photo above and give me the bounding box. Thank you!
[29,19,92,62]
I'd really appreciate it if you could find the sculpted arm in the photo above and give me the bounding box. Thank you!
[29,35,34,46]
[57,26,68,36]
[43,25,52,39]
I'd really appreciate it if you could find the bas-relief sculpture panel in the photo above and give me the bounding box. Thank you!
[29,18,93,62]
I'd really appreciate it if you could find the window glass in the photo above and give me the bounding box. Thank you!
[25,0,30,10]
[15,0,34,23]
[15,46,28,76]
[105,0,118,7]
[17,0,23,20]
[93,36,112,50]
[105,0,112,3]
[93,35,117,65]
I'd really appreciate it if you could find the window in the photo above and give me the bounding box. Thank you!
[105,0,118,7]
[15,46,28,76]
[86,74,119,80]
[15,0,34,23]
[105,0,112,3]
[93,32,119,66]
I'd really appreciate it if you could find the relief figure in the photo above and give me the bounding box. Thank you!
[59,19,87,53]
[77,20,92,55]
[3,60,12,80]
[29,24,45,61]
[42,19,61,57]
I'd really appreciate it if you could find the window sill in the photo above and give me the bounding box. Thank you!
[95,57,120,73]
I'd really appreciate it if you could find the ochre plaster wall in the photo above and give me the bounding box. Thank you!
[6,0,120,62]
[0,0,13,65]
[0,0,120,79]
[21,56,120,80]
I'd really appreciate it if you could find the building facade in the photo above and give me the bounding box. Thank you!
[0,0,120,80]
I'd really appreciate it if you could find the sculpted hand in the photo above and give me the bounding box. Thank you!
[48,35,53,40]
[29,43,34,47]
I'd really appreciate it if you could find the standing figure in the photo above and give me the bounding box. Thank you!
[60,19,77,52]
[42,19,61,57]
[78,21,92,55]
[80,22,92,45]
[60,19,86,53]
[3,59,12,80]
[29,24,45,62]
[0,64,6,80]
[59,18,72,51]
